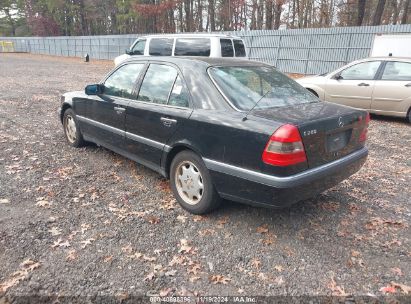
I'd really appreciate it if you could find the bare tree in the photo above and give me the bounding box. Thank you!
[373,0,387,25]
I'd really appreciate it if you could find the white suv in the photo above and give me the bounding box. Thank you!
[114,34,247,66]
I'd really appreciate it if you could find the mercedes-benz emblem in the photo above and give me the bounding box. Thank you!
[338,117,344,127]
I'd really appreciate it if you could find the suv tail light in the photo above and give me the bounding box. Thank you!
[262,124,307,166]
[359,113,370,142]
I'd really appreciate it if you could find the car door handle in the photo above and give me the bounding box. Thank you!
[114,106,125,114]
[160,117,177,127]
[357,83,370,87]
[405,83,411,87]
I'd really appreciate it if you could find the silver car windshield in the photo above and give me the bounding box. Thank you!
[209,66,318,111]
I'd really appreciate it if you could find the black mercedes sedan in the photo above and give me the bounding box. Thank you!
[59,57,369,214]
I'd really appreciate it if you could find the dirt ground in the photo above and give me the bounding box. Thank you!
[0,53,410,302]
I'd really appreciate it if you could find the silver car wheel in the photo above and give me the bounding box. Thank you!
[175,161,204,205]
[64,114,77,144]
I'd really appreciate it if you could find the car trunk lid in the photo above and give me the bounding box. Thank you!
[252,102,368,168]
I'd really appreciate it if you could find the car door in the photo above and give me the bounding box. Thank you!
[125,63,193,167]
[371,61,411,116]
[324,61,382,110]
[83,63,145,150]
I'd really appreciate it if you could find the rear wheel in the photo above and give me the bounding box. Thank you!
[170,151,221,214]
[63,108,85,147]
[408,108,411,123]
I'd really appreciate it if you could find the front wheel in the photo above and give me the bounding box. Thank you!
[63,108,85,147]
[170,151,221,214]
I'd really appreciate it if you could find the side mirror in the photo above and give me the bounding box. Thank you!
[85,84,103,95]
[333,74,343,80]
[125,49,131,55]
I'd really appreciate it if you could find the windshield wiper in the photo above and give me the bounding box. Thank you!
[242,89,273,122]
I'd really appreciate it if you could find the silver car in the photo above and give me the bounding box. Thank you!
[297,57,411,122]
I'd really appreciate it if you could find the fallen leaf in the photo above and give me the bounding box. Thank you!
[274,265,283,272]
[391,282,411,294]
[66,250,77,261]
[144,272,155,282]
[328,277,347,296]
[250,258,261,269]
[103,255,113,263]
[189,276,201,282]
[256,224,269,234]
[121,245,133,254]
[380,285,397,294]
[147,216,160,224]
[51,238,71,248]
[176,215,188,223]
[35,200,51,208]
[165,270,177,277]
[391,268,403,276]
[80,238,95,248]
[0,198,10,204]
[210,275,231,285]
[179,239,193,254]
[188,263,201,275]
[48,227,62,236]
[159,288,173,296]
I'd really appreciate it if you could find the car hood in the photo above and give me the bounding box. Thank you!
[296,75,327,85]
[63,91,88,100]
[114,54,131,66]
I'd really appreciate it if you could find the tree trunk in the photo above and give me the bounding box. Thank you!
[208,0,215,31]
[273,1,282,29]
[373,0,387,25]
[357,0,366,25]
[401,0,410,24]
[265,0,273,29]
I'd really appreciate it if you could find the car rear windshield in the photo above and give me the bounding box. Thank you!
[174,38,211,56]
[209,66,318,111]
[149,38,173,56]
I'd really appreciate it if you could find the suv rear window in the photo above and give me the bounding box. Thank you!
[174,38,211,56]
[233,40,246,57]
[149,38,173,56]
[220,39,234,57]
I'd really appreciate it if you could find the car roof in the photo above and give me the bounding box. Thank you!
[123,56,270,68]
[138,33,243,39]
[361,57,411,62]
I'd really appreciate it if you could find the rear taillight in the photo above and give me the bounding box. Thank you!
[262,124,307,166]
[359,112,370,142]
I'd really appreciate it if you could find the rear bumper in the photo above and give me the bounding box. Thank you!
[204,147,368,208]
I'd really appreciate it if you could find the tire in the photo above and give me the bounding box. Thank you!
[170,150,221,214]
[408,109,411,123]
[63,108,85,148]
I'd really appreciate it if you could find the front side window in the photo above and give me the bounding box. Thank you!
[339,61,381,80]
[137,64,178,104]
[233,40,246,57]
[220,39,234,57]
[104,64,145,98]
[381,61,411,81]
[209,66,318,111]
[149,38,173,56]
[131,39,146,55]
[174,38,211,56]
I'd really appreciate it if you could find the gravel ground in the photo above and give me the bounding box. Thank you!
[0,53,410,302]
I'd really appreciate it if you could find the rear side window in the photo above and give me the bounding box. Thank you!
[233,40,246,57]
[149,38,173,56]
[381,61,411,81]
[174,38,211,56]
[104,64,145,98]
[137,64,177,104]
[220,39,234,57]
[168,76,190,108]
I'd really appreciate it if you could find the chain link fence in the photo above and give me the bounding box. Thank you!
[1,24,411,75]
